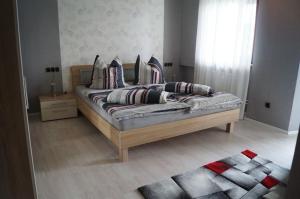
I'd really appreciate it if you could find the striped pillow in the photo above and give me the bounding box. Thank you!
[89,57,126,89]
[164,82,215,96]
[106,88,169,105]
[103,57,126,89]
[137,56,165,85]
[148,56,165,83]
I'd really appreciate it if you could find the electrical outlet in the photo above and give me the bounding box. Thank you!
[45,67,51,72]
[265,102,271,109]
[46,67,60,72]
[164,62,173,67]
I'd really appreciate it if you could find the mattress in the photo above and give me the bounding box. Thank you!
[76,85,241,131]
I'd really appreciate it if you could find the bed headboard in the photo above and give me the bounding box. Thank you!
[70,63,135,92]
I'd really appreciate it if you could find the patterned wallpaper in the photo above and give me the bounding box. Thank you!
[58,0,164,91]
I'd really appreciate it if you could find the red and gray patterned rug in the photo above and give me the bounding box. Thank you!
[138,150,289,199]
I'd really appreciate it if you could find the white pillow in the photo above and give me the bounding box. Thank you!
[137,56,165,85]
[138,61,163,85]
[90,56,126,89]
[103,57,126,89]
[89,57,107,89]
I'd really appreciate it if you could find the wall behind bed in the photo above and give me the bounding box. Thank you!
[57,0,164,92]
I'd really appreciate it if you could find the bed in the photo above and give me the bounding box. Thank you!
[71,64,241,162]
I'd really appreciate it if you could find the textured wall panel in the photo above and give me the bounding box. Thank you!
[58,0,164,91]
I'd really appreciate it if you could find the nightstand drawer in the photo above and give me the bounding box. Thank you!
[41,106,77,121]
[41,99,76,109]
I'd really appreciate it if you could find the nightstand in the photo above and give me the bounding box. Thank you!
[39,93,78,121]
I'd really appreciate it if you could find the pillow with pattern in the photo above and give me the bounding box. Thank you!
[103,57,126,89]
[148,56,165,83]
[135,55,165,85]
[89,56,126,89]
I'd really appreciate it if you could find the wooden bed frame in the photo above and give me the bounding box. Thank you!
[71,64,240,162]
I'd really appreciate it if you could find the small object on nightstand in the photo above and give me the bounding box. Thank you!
[50,82,56,97]
[39,93,77,121]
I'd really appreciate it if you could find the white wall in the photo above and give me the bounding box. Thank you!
[58,0,164,91]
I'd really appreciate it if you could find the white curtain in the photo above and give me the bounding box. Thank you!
[194,0,257,118]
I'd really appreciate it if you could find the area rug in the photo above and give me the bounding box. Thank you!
[138,150,289,199]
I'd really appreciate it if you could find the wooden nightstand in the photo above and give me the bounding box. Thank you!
[39,93,78,121]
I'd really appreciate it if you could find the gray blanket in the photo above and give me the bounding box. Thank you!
[82,84,241,121]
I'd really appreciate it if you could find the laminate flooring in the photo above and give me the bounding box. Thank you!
[29,115,298,199]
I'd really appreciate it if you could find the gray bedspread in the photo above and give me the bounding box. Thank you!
[76,85,242,131]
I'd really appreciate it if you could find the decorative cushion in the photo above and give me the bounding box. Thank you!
[133,55,141,85]
[89,57,126,89]
[88,54,100,87]
[106,87,169,105]
[137,56,165,85]
[143,62,162,84]
[103,57,126,89]
[148,56,165,83]
[164,82,215,96]
[89,55,107,89]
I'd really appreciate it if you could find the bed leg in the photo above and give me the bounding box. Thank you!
[226,122,235,133]
[119,148,128,162]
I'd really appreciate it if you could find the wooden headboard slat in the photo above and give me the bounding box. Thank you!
[70,63,134,92]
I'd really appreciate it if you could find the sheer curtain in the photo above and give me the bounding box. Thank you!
[194,0,257,118]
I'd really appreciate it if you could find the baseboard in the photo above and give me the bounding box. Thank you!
[244,117,298,135]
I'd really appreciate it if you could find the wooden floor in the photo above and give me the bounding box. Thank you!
[29,115,298,199]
